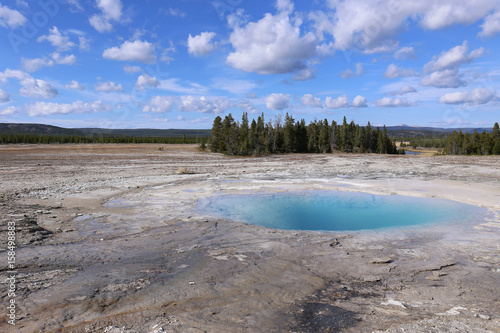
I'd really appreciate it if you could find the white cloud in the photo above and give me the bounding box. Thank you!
[65,80,85,90]
[19,78,58,99]
[187,32,217,56]
[352,95,368,108]
[21,53,76,72]
[292,67,315,81]
[339,69,353,79]
[325,95,349,109]
[264,93,290,110]
[479,11,500,38]
[301,94,322,108]
[325,0,498,53]
[341,64,364,78]
[178,96,231,114]
[123,65,142,73]
[95,81,123,93]
[89,0,123,32]
[0,106,17,116]
[102,40,156,63]
[226,4,317,75]
[158,78,208,94]
[395,46,416,60]
[392,85,417,95]
[423,41,484,73]
[166,8,186,18]
[143,96,176,113]
[384,64,416,79]
[0,69,30,83]
[51,52,76,65]
[213,79,257,94]
[21,58,54,73]
[235,99,258,113]
[79,36,91,51]
[0,89,9,103]
[439,88,496,105]
[135,74,159,90]
[37,27,76,51]
[420,68,465,88]
[355,63,365,76]
[376,97,410,107]
[0,4,26,28]
[26,100,112,116]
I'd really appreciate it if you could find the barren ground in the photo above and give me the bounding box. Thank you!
[0,144,499,333]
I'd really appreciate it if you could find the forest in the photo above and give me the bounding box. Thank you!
[0,134,200,145]
[208,113,400,155]
[441,122,500,155]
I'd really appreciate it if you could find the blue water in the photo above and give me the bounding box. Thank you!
[197,191,484,231]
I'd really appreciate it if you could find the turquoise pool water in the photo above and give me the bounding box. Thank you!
[197,191,485,231]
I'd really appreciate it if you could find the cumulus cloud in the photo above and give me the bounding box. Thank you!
[0,106,17,116]
[324,0,498,53]
[352,95,368,108]
[292,67,315,81]
[0,69,58,99]
[135,74,159,90]
[325,95,349,109]
[95,81,123,93]
[390,85,417,95]
[187,32,217,56]
[21,53,76,72]
[226,3,317,75]
[301,94,322,108]
[65,80,85,90]
[376,97,410,107]
[143,96,176,113]
[395,46,416,60]
[19,78,58,99]
[339,69,353,79]
[439,88,496,105]
[340,63,364,78]
[89,0,123,33]
[423,41,484,73]
[123,65,142,73]
[37,27,76,51]
[479,11,500,38]
[384,64,416,79]
[0,4,26,28]
[420,68,465,88]
[178,96,231,114]
[0,69,30,83]
[265,93,290,110]
[103,40,156,63]
[79,36,91,51]
[0,89,9,103]
[26,100,112,116]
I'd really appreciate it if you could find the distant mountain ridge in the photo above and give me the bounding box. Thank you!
[0,122,492,138]
[0,123,211,138]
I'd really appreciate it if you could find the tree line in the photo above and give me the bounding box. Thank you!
[442,122,500,155]
[0,134,203,145]
[208,112,400,155]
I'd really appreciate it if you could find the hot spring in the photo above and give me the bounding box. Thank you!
[197,191,485,232]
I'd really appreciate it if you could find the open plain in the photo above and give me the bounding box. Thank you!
[0,144,499,333]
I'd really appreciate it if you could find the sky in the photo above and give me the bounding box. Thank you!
[0,0,500,129]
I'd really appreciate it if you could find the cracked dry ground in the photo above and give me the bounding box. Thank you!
[0,144,499,332]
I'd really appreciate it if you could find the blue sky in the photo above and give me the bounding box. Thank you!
[0,0,499,129]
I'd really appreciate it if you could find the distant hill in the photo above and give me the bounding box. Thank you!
[385,125,492,138]
[0,123,211,138]
[0,123,84,136]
